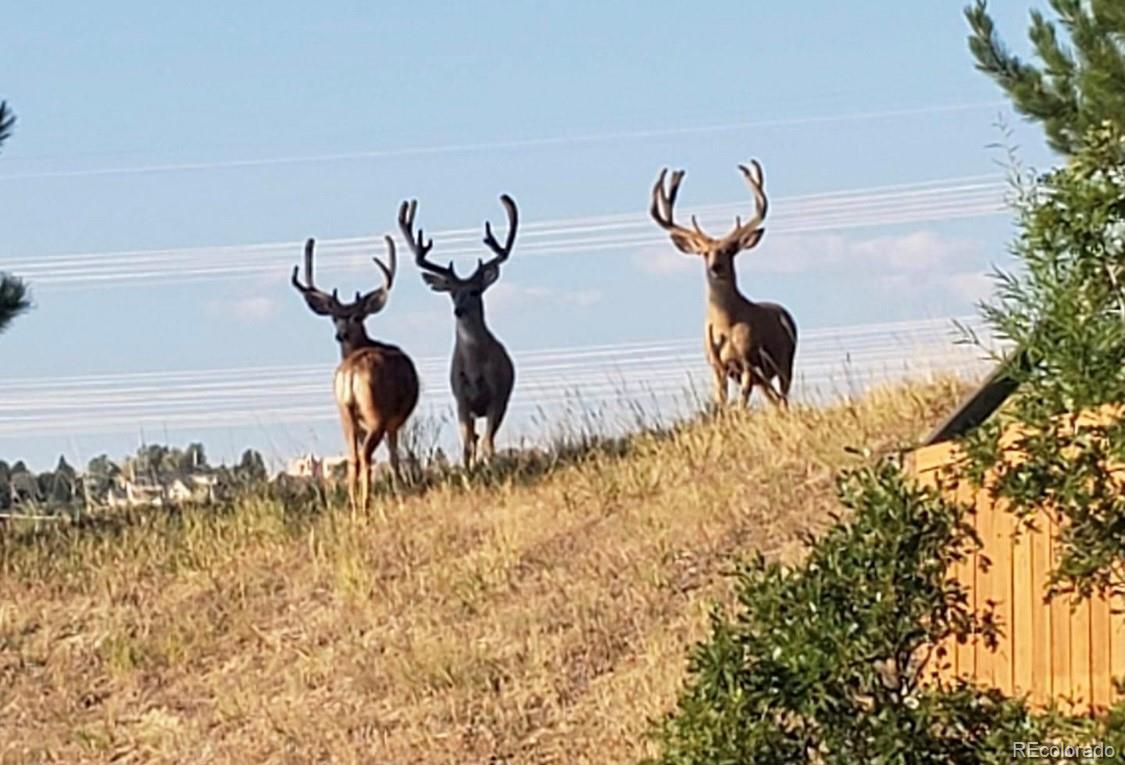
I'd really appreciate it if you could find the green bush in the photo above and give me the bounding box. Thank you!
[652,462,983,763]
[646,461,1120,764]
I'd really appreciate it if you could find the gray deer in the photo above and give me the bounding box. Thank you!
[400,196,518,466]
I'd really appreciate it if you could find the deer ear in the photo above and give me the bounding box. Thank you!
[479,263,502,290]
[738,227,765,250]
[301,292,339,316]
[421,272,453,292]
[737,228,765,252]
[357,288,389,316]
[670,232,699,255]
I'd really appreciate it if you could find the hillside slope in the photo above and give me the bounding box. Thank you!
[0,380,965,764]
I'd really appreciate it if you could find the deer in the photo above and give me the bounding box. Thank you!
[650,159,797,409]
[290,235,419,512]
[400,195,518,467]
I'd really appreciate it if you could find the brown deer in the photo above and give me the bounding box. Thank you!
[291,236,419,511]
[400,196,517,467]
[650,159,797,408]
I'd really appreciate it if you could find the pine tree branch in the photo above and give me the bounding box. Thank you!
[1049,0,1084,33]
[1029,10,1080,145]
[1091,0,1125,38]
[966,2,1076,153]
[0,273,32,336]
[1029,11,1076,81]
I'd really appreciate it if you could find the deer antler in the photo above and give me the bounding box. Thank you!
[650,169,714,252]
[291,236,396,316]
[399,199,460,281]
[718,160,768,248]
[291,238,346,315]
[374,235,397,289]
[480,194,519,269]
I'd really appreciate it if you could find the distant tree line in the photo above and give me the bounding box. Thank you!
[0,443,270,515]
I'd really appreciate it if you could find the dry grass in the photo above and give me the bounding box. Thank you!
[0,379,966,764]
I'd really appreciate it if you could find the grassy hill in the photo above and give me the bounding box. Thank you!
[0,379,966,764]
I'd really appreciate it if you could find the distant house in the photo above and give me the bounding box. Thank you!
[103,472,218,509]
[189,474,217,502]
[166,479,193,503]
[283,453,347,481]
[285,454,320,478]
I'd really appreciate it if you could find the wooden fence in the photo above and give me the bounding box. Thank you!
[906,435,1124,714]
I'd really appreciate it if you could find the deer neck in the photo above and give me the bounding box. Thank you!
[455,312,496,349]
[706,273,753,321]
[337,326,377,360]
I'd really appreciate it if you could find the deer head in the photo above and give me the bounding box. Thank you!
[650,160,768,284]
[401,195,518,321]
[291,235,397,355]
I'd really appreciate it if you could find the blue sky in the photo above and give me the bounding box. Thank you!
[0,1,1058,469]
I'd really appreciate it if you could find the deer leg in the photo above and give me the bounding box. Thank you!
[711,364,728,408]
[358,425,386,512]
[482,400,509,462]
[738,368,755,408]
[758,349,790,409]
[756,377,785,408]
[775,360,793,409]
[458,408,478,468]
[338,407,360,515]
[772,378,790,410]
[385,427,402,487]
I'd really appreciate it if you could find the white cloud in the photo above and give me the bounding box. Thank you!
[206,296,279,323]
[944,271,994,303]
[633,229,981,278]
[396,309,438,331]
[562,289,603,308]
[487,281,604,314]
[875,274,913,292]
[740,229,981,275]
[631,244,696,275]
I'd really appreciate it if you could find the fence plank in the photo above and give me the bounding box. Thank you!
[975,482,996,687]
[1112,600,1125,696]
[1011,502,1034,699]
[956,475,979,683]
[1070,593,1092,711]
[1049,521,1073,708]
[1090,593,1112,711]
[1030,509,1053,705]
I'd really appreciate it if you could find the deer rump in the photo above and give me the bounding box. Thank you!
[336,344,420,426]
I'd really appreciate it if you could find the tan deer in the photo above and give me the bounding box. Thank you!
[291,236,419,511]
[650,159,797,408]
[400,196,517,466]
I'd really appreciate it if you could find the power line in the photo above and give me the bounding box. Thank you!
[2,176,1009,288]
[0,316,1003,438]
[0,101,1008,182]
[0,315,982,390]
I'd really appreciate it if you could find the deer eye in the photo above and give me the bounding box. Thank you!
[471,290,481,297]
